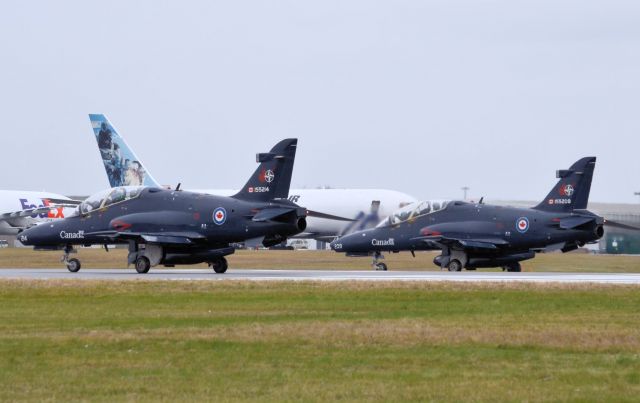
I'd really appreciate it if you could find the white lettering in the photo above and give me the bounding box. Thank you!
[371,238,395,246]
[59,230,85,239]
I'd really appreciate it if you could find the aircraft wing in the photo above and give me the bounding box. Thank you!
[305,210,356,222]
[251,206,353,223]
[0,203,79,220]
[45,198,82,206]
[412,236,509,250]
[292,233,337,243]
[86,230,206,245]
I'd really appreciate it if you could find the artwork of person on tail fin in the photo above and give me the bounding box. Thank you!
[90,114,160,188]
[124,161,144,186]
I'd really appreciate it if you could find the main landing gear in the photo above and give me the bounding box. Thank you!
[447,259,463,272]
[61,245,81,272]
[209,257,228,274]
[434,248,467,271]
[502,262,522,272]
[135,256,151,274]
[372,251,387,271]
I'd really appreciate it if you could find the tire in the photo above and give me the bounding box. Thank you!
[211,257,228,274]
[447,259,462,272]
[66,258,81,273]
[376,263,388,271]
[506,262,521,272]
[135,256,151,274]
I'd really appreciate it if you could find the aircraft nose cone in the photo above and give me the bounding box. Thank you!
[17,225,41,246]
[329,238,340,251]
[330,232,366,253]
[18,223,58,246]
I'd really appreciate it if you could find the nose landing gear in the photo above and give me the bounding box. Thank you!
[372,251,387,271]
[61,245,81,272]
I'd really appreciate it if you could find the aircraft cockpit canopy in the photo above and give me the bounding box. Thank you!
[377,200,451,227]
[77,186,145,215]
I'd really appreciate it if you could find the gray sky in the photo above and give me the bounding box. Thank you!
[1,0,639,203]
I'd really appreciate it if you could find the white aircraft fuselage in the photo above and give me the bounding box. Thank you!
[0,190,75,236]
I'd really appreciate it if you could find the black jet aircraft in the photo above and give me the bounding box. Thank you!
[331,157,635,271]
[19,139,307,274]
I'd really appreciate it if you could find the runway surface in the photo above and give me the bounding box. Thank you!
[0,268,639,284]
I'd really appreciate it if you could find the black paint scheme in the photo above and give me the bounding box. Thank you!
[19,139,306,273]
[331,157,607,271]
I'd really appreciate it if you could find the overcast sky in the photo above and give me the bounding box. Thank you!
[1,0,639,203]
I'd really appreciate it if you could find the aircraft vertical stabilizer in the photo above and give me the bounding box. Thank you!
[232,139,298,202]
[88,114,160,188]
[533,156,596,212]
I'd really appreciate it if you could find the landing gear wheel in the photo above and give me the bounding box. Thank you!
[66,258,81,273]
[375,263,388,271]
[135,256,151,274]
[504,262,521,272]
[447,259,463,272]
[210,257,228,274]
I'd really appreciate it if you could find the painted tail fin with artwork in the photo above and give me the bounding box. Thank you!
[232,139,298,202]
[533,156,596,212]
[88,114,160,188]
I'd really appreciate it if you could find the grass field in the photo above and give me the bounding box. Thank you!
[1,248,640,272]
[0,280,639,401]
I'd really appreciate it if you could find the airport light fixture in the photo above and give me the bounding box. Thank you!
[461,186,470,201]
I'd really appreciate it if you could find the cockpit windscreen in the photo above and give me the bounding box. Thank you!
[376,200,450,227]
[77,186,145,215]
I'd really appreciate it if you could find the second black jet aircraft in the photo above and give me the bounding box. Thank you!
[331,157,634,271]
[19,139,307,273]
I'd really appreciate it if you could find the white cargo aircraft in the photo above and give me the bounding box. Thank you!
[89,114,416,242]
[0,191,79,236]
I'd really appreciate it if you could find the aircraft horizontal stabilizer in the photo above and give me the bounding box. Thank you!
[251,207,297,222]
[558,216,596,230]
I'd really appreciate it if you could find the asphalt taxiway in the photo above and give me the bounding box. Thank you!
[0,268,638,284]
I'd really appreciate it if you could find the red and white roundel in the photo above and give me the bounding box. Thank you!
[213,207,227,225]
[516,217,529,233]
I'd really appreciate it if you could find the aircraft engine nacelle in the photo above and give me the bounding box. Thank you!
[594,225,604,239]
[297,217,307,232]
